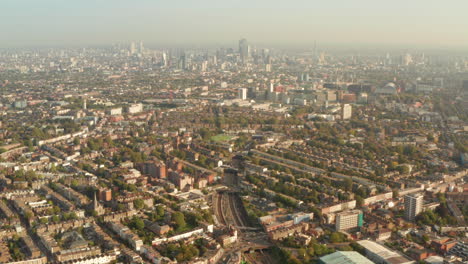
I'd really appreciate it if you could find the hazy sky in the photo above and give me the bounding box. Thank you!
[2,0,468,48]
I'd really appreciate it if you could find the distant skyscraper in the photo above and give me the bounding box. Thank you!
[130,42,136,55]
[269,83,274,93]
[319,52,326,64]
[313,40,317,62]
[385,52,392,66]
[138,41,144,54]
[239,38,249,63]
[201,61,208,72]
[216,48,225,60]
[238,88,248,100]
[463,80,468,90]
[262,48,270,60]
[402,53,413,66]
[178,53,187,70]
[404,193,423,221]
[162,52,168,67]
[342,104,352,120]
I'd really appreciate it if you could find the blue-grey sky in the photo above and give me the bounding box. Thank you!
[2,0,468,48]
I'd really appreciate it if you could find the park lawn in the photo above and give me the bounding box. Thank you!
[211,134,233,142]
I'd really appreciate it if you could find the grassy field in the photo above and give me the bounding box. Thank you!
[210,134,233,142]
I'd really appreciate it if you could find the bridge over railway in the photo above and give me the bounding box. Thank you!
[235,226,263,231]
[213,186,276,263]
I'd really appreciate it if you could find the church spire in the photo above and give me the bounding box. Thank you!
[94,191,98,209]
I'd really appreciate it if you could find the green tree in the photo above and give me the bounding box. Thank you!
[355,195,364,208]
[133,199,145,210]
[52,215,60,222]
[156,205,165,217]
[330,232,347,243]
[172,212,186,231]
[116,204,125,211]
[133,217,145,231]
[343,178,353,192]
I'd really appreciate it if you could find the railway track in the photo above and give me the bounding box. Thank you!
[215,193,227,225]
[228,193,246,227]
[234,195,251,226]
[244,250,272,264]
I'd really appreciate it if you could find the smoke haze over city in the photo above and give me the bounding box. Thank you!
[2,0,468,48]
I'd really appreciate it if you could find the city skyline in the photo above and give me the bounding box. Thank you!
[2,0,468,49]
